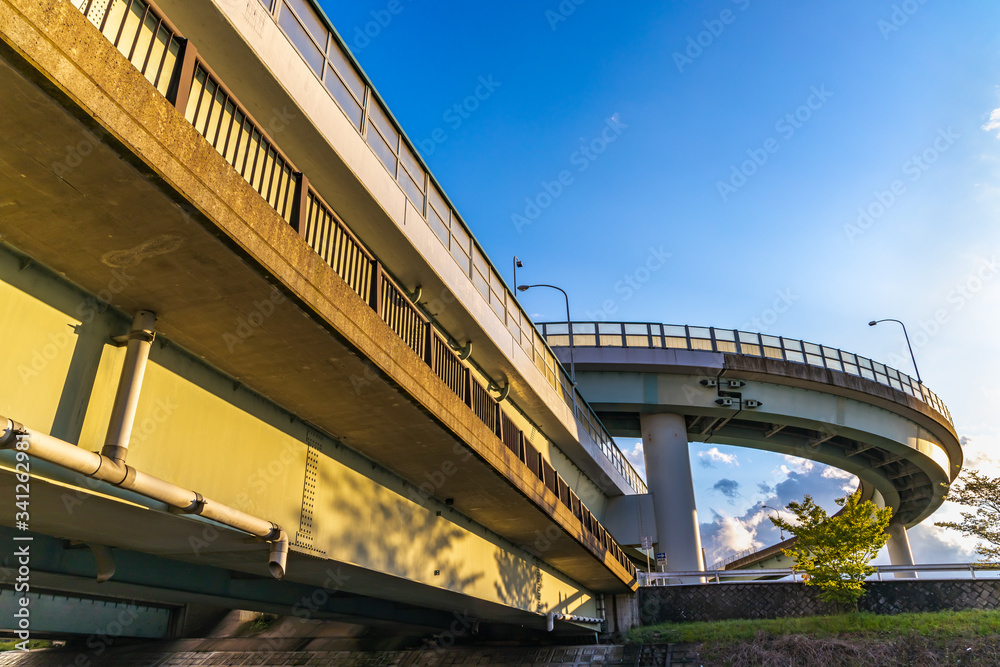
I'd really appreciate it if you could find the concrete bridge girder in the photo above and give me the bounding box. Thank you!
[0,0,639,635]
[0,249,606,631]
[579,370,951,523]
[553,346,960,571]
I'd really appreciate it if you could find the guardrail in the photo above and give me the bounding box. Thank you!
[75,0,183,97]
[641,563,1000,586]
[709,546,760,571]
[539,321,952,425]
[69,0,639,579]
[76,0,648,498]
[252,0,646,495]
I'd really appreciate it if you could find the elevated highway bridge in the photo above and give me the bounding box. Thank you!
[540,321,960,575]
[0,0,960,644]
[0,0,640,642]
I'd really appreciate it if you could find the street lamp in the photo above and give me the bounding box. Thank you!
[760,503,785,540]
[512,256,523,294]
[517,283,576,386]
[868,318,922,385]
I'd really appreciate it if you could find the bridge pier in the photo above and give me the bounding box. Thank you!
[887,522,917,579]
[640,413,704,574]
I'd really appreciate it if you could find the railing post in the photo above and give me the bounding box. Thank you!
[424,323,434,370]
[290,173,309,238]
[463,367,473,408]
[169,39,198,113]
[369,261,383,317]
[493,401,502,437]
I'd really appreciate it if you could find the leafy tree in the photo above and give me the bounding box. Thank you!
[934,469,1000,561]
[770,493,893,609]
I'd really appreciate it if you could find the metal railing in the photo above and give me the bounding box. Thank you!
[303,188,374,302]
[640,563,1000,586]
[252,0,647,495]
[70,0,637,580]
[709,547,760,571]
[76,0,182,97]
[540,322,952,425]
[184,62,297,223]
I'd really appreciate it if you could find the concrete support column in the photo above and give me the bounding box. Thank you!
[886,522,917,579]
[640,412,704,574]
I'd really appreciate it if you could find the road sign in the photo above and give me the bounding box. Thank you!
[641,536,653,550]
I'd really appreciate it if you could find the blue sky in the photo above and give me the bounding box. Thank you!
[318,0,1000,566]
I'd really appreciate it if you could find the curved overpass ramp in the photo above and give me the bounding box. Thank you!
[541,322,961,572]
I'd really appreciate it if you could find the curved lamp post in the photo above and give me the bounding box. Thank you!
[868,318,922,385]
[517,283,576,386]
[760,503,785,540]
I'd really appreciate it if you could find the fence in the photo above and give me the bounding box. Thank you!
[70,0,637,580]
[639,563,1000,586]
[76,0,182,97]
[540,321,952,424]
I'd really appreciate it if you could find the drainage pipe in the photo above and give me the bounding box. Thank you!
[1,416,289,579]
[102,309,157,464]
[545,611,604,632]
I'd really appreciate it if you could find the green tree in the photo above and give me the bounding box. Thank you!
[771,493,893,609]
[934,469,1000,561]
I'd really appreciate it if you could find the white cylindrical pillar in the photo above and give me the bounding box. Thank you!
[886,522,917,579]
[641,412,704,575]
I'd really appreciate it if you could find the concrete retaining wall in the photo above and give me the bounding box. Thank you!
[639,579,1000,624]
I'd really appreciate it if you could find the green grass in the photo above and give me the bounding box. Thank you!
[628,609,1000,644]
[630,612,1000,666]
[0,640,53,652]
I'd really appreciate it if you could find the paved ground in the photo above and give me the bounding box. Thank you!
[0,645,700,666]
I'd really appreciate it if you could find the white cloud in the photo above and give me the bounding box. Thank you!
[983,108,1000,137]
[908,521,977,564]
[622,440,647,482]
[702,513,762,566]
[959,432,1000,474]
[777,454,815,477]
[699,446,740,467]
[821,466,858,493]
